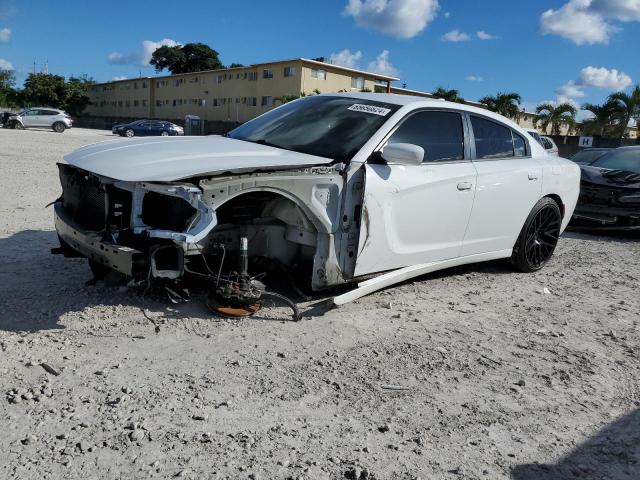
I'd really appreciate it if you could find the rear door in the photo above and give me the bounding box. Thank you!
[460,115,542,256]
[354,109,478,276]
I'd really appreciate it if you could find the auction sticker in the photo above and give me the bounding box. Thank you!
[347,104,391,116]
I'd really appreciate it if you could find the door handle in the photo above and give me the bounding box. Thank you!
[528,172,539,181]
[457,182,473,191]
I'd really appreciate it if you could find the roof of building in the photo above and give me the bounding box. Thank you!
[93,57,399,87]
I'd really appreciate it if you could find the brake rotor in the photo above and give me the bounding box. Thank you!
[206,295,261,318]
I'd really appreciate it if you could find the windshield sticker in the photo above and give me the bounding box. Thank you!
[347,104,392,116]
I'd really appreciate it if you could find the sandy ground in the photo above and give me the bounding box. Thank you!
[1,127,639,480]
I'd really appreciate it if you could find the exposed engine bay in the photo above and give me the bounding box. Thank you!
[53,162,362,320]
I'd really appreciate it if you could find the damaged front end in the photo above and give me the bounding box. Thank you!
[53,162,350,318]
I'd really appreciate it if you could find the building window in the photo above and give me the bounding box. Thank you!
[213,98,220,107]
[311,69,326,80]
[142,81,147,88]
[125,100,130,107]
[172,100,177,106]
[156,100,162,107]
[249,97,257,106]
[142,100,147,107]
[351,77,364,89]
[217,75,223,84]
[261,96,273,107]
[118,101,122,107]
[248,72,258,81]
[263,69,273,79]
[133,100,139,107]
[284,66,297,77]
[243,72,248,79]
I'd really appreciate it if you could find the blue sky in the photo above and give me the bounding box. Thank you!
[1,0,639,114]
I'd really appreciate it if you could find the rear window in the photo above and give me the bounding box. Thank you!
[471,116,514,159]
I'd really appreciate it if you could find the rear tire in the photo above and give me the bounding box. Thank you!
[161,131,169,136]
[52,122,65,133]
[511,197,561,272]
[125,128,134,137]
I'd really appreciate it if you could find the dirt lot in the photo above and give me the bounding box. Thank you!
[1,127,639,480]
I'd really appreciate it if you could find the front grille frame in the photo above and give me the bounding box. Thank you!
[58,164,109,232]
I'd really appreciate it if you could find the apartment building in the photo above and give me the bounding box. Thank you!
[85,58,398,124]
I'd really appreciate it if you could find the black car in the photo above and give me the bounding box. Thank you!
[572,147,640,230]
[112,119,184,137]
[569,148,612,165]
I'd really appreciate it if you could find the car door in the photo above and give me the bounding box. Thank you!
[354,109,478,276]
[21,109,41,127]
[460,114,542,256]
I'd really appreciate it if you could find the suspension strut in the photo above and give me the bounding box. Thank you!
[206,236,300,321]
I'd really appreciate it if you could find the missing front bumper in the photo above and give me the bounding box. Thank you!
[54,203,146,277]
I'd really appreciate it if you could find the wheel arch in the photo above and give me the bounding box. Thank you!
[543,193,565,219]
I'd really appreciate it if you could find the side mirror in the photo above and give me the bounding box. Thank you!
[380,143,424,166]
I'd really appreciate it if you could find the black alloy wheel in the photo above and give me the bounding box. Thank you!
[512,197,562,272]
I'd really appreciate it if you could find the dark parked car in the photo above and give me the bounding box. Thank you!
[572,147,640,230]
[569,148,612,165]
[112,119,184,137]
[1,111,12,128]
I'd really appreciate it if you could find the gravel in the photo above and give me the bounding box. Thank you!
[1,127,640,479]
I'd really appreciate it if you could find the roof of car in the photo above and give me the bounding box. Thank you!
[322,92,524,129]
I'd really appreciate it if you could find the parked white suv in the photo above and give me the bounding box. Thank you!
[9,107,73,133]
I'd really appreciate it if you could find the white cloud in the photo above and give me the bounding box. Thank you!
[112,76,128,81]
[108,38,180,67]
[366,50,399,76]
[443,11,450,18]
[0,58,13,70]
[556,80,586,98]
[344,0,439,39]
[0,27,10,42]
[441,29,470,42]
[579,65,632,90]
[466,75,484,82]
[540,0,640,45]
[328,49,363,69]
[476,30,497,40]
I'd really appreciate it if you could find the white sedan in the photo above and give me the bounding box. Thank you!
[53,93,580,315]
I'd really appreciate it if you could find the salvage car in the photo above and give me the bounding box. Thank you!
[52,93,580,317]
[112,119,184,137]
[572,146,640,230]
[8,107,73,132]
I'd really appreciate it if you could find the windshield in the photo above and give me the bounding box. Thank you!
[570,149,610,165]
[227,96,401,161]
[591,148,640,174]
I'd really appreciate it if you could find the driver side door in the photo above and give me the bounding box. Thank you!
[354,109,478,276]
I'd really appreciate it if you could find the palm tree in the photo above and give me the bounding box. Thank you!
[608,85,640,139]
[534,102,577,136]
[479,92,522,119]
[581,100,622,137]
[431,86,464,103]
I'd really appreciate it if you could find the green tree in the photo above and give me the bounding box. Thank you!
[431,86,464,103]
[534,102,577,136]
[581,100,622,137]
[62,75,95,116]
[479,92,522,119]
[150,43,224,74]
[0,69,20,107]
[608,85,640,139]
[228,63,244,68]
[22,73,66,107]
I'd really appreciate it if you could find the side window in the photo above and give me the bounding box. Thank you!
[471,116,515,159]
[42,110,57,116]
[513,131,527,157]
[541,137,552,149]
[386,111,465,162]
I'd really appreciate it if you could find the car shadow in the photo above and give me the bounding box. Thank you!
[0,229,225,333]
[511,408,640,480]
